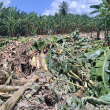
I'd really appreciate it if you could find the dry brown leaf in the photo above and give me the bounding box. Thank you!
[0,93,12,99]
[31,56,36,67]
[13,78,28,86]
[15,41,20,46]
[75,87,85,98]
[36,55,40,69]
[28,50,36,57]
[0,70,9,84]
[18,100,30,108]
[15,68,22,78]
[3,59,8,69]
[41,52,48,71]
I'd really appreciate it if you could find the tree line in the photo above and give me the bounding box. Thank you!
[0,1,108,37]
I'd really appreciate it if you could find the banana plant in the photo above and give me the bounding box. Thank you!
[0,1,107,36]
[90,0,110,39]
[84,48,110,94]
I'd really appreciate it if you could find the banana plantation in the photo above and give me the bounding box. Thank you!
[0,2,106,37]
[1,0,110,110]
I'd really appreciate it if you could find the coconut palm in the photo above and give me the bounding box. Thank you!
[59,1,69,16]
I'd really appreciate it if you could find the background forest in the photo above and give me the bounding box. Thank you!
[0,1,107,37]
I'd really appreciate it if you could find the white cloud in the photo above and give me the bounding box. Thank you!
[81,5,85,9]
[0,0,11,6]
[43,0,102,17]
[70,1,77,8]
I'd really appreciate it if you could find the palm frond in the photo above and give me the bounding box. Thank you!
[0,2,3,9]
[59,1,69,16]
[90,10,99,14]
[90,5,100,9]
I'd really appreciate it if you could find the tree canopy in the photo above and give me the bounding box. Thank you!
[0,1,107,37]
[59,1,69,16]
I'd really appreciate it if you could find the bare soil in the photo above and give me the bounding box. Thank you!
[39,31,110,39]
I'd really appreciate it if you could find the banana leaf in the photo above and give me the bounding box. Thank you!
[95,52,110,92]
[81,93,110,106]
[38,41,45,50]
[56,35,63,44]
[33,40,45,50]
[84,48,104,59]
[81,96,110,105]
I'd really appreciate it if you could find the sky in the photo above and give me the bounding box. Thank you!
[0,0,102,17]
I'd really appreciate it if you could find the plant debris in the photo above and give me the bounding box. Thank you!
[0,32,110,110]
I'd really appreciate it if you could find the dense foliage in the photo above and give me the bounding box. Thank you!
[90,0,110,38]
[0,2,106,37]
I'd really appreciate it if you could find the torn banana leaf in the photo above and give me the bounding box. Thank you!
[93,52,110,92]
[84,48,104,59]
[81,93,110,105]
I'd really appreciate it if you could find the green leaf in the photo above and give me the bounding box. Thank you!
[90,10,99,14]
[99,93,110,102]
[95,52,110,92]
[56,35,63,43]
[53,37,57,40]
[81,96,110,105]
[99,86,108,97]
[90,5,100,9]
[90,68,97,75]
[35,97,43,103]
[30,45,37,50]
[77,56,89,63]
[67,96,71,106]
[58,104,68,110]
[33,40,45,50]
[38,41,45,50]
[84,48,104,59]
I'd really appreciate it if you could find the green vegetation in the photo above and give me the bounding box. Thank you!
[0,1,108,37]
[90,0,110,39]
[45,33,110,109]
[1,0,110,109]
[59,1,69,16]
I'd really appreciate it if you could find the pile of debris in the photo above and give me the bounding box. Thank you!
[0,37,61,110]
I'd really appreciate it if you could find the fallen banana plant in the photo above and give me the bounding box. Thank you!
[0,75,39,110]
[5,75,12,85]
[69,70,82,82]
[30,52,48,71]
[56,78,83,88]
[41,52,48,71]
[0,85,20,92]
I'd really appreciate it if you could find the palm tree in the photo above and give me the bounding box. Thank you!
[59,1,69,16]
